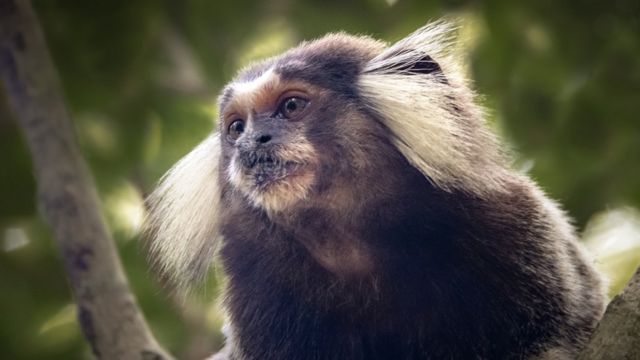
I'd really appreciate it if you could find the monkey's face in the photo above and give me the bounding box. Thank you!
[216,34,414,215]
[220,68,332,213]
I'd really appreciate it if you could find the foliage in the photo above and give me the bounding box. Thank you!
[0,0,639,359]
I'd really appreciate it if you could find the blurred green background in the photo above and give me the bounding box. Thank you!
[1,0,639,359]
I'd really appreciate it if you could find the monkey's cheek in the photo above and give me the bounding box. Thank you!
[226,160,247,190]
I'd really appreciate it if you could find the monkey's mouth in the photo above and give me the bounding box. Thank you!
[239,151,306,189]
[230,146,317,211]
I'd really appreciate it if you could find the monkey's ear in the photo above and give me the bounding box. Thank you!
[357,21,504,195]
[364,48,444,78]
[144,134,222,291]
[362,20,455,79]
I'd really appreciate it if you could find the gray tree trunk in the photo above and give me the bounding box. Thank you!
[578,267,640,360]
[0,0,173,359]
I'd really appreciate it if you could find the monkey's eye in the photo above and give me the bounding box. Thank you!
[227,119,245,141]
[278,97,309,119]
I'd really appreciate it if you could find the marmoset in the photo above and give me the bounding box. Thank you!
[146,21,607,359]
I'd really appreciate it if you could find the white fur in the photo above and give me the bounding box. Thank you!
[145,134,222,288]
[359,21,506,195]
[232,67,276,98]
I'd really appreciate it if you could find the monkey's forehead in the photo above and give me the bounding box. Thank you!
[219,33,386,109]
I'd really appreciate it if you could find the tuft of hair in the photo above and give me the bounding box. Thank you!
[358,20,508,196]
[144,134,222,292]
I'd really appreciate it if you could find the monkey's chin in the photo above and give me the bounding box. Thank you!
[236,163,315,214]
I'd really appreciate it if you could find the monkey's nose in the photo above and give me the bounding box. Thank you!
[256,134,272,144]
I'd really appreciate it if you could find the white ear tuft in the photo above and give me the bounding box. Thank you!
[145,134,223,290]
[363,20,458,77]
[359,21,506,195]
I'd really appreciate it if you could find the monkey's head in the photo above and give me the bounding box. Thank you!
[145,21,507,288]
[219,35,390,215]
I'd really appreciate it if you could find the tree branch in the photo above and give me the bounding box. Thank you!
[2,1,640,358]
[0,0,173,358]
[579,267,640,359]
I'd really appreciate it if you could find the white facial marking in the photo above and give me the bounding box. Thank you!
[231,67,276,97]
